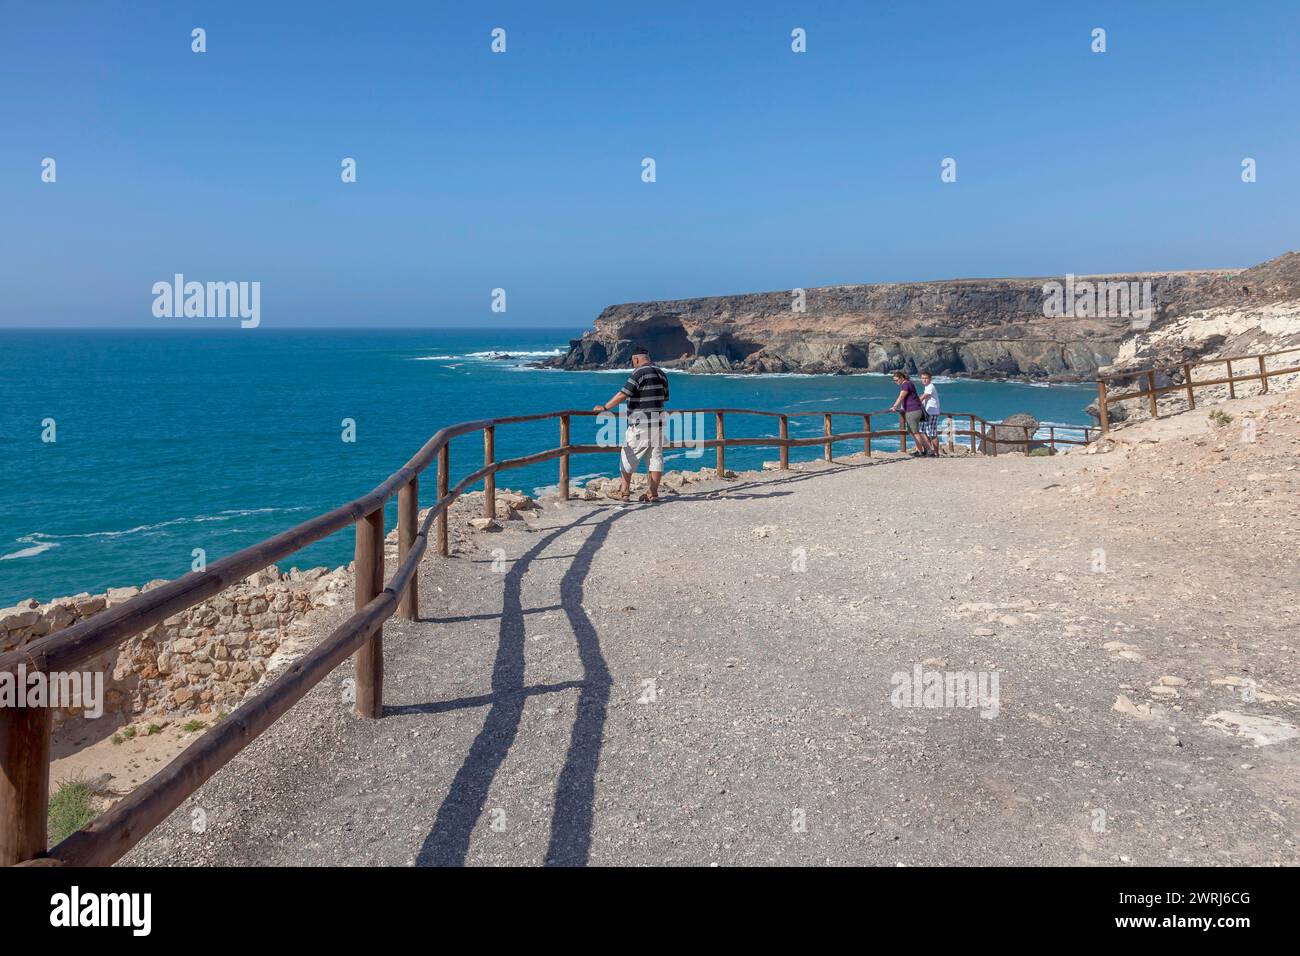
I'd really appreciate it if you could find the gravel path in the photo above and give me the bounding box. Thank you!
[125,395,1300,866]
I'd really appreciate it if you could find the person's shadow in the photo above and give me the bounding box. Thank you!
[412,466,870,866]
[414,506,620,866]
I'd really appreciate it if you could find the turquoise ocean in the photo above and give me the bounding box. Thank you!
[0,329,1097,605]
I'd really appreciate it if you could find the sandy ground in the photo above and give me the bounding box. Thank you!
[119,389,1299,866]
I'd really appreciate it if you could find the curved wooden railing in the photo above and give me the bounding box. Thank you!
[1095,345,1300,433]
[1,405,1093,867]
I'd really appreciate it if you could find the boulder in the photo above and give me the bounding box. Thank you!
[982,412,1041,455]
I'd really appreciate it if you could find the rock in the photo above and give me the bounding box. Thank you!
[1202,712,1300,747]
[1112,694,1163,720]
[0,607,41,631]
[494,500,522,521]
[468,517,502,532]
[500,492,538,511]
[72,594,107,616]
[105,586,141,607]
[982,413,1041,455]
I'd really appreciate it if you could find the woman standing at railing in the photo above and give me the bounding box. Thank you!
[889,370,935,457]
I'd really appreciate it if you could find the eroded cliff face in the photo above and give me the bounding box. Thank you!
[544,253,1300,381]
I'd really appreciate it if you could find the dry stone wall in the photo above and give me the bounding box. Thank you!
[0,564,352,735]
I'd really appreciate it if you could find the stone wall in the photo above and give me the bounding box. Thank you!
[0,564,352,733]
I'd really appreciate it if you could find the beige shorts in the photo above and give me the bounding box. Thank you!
[621,417,665,473]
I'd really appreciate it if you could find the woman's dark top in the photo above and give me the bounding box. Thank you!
[898,379,922,412]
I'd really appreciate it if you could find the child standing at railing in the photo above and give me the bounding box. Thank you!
[920,372,942,456]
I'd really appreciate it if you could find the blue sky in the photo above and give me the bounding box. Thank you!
[1,1,1296,328]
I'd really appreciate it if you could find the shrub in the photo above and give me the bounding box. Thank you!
[48,779,98,844]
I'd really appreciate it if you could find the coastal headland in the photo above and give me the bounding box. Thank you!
[544,252,1300,382]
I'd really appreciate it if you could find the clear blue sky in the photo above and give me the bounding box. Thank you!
[1,1,1296,328]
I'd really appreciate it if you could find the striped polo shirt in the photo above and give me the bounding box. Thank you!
[620,363,670,416]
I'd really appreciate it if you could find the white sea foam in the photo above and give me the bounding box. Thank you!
[14,508,307,544]
[467,348,567,359]
[410,355,458,361]
[0,541,58,561]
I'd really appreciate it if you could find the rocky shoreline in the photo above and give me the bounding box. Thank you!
[541,252,1300,383]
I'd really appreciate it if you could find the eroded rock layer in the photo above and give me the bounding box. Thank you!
[545,253,1300,381]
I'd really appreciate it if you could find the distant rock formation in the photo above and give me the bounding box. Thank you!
[543,252,1300,382]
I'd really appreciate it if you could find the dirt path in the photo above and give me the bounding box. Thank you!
[124,393,1299,866]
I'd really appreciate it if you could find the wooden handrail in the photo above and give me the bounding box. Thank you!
[3,403,1091,866]
[1095,345,1300,433]
[1095,344,1300,382]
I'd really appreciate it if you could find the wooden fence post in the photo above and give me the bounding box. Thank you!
[0,705,51,865]
[1048,427,1056,454]
[1023,425,1032,455]
[437,444,449,557]
[863,415,871,457]
[823,413,833,462]
[989,421,998,457]
[968,415,976,455]
[1182,363,1196,410]
[1259,355,1268,394]
[1097,381,1110,434]
[397,478,418,621]
[1226,360,1236,400]
[899,412,908,453]
[353,508,384,719]
[483,426,496,519]
[1147,371,1159,418]
[715,412,726,476]
[779,416,789,469]
[558,415,570,500]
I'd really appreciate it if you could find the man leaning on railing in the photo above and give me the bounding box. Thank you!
[593,345,670,503]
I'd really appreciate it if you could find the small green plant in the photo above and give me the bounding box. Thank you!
[1209,409,1233,427]
[181,719,206,733]
[1029,447,1054,457]
[145,723,162,736]
[110,733,124,746]
[121,725,137,740]
[48,779,98,843]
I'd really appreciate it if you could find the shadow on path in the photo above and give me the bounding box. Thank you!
[413,457,906,865]
[415,506,624,866]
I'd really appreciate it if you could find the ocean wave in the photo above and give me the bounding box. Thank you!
[14,507,307,544]
[410,355,458,361]
[467,348,567,359]
[0,541,58,561]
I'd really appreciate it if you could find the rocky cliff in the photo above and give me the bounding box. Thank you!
[544,252,1300,381]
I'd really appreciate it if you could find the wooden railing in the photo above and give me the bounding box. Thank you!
[1,404,1092,867]
[1095,345,1300,434]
